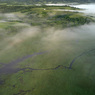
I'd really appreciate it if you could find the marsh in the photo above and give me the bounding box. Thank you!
[0,3,95,95]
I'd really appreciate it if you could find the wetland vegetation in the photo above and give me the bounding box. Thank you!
[0,3,95,95]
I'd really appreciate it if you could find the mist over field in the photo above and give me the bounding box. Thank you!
[0,3,95,95]
[1,22,95,52]
[1,22,95,63]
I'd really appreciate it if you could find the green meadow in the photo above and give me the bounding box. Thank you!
[0,4,95,95]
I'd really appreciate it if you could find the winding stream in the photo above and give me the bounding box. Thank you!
[0,3,95,86]
[0,4,95,74]
[0,48,95,75]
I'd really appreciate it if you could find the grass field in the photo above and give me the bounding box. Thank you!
[0,5,95,95]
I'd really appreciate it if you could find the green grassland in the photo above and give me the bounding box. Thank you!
[0,5,95,95]
[0,5,94,28]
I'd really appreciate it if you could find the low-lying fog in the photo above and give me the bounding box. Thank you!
[72,4,95,16]
[0,3,95,58]
[0,13,19,22]
[0,23,95,56]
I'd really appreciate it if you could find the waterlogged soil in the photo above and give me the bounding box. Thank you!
[0,4,95,95]
[0,48,95,75]
[0,51,48,74]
